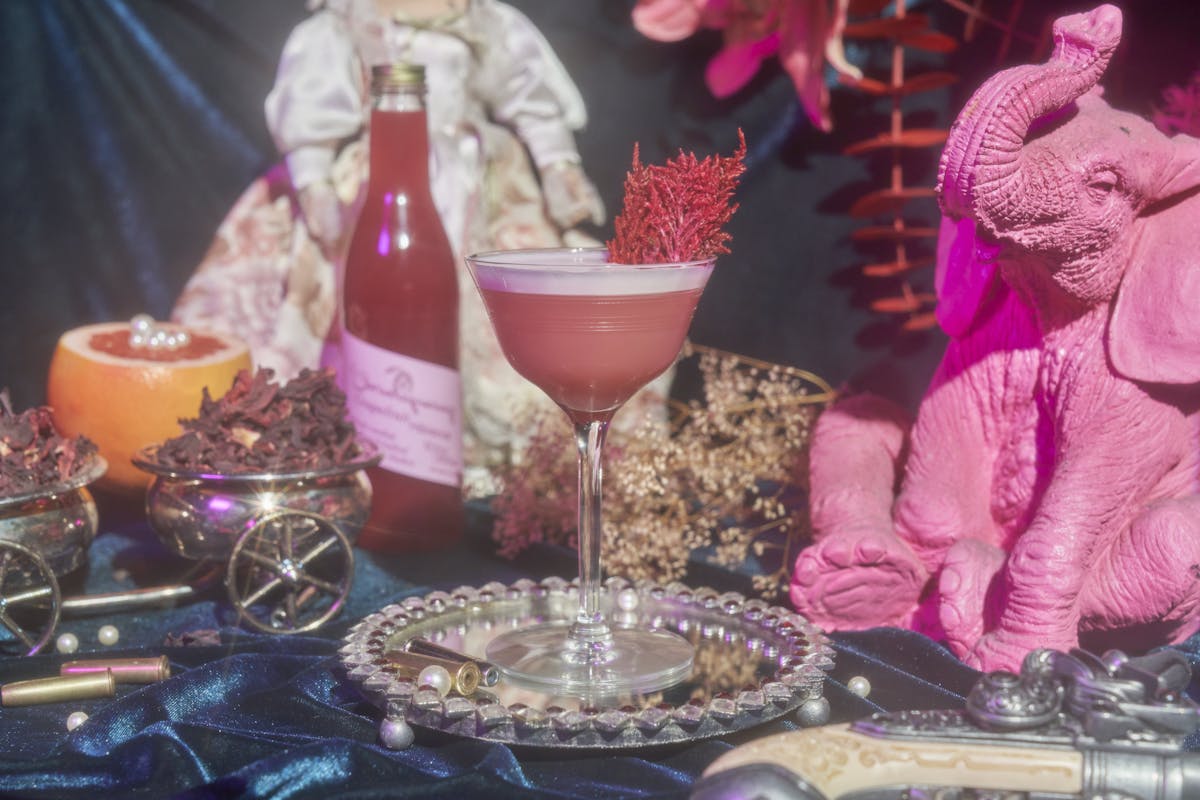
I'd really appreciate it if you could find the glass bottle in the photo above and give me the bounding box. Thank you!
[339,63,463,552]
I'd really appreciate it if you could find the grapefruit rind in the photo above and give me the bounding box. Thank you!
[47,322,252,494]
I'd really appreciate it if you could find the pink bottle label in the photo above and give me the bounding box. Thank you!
[340,331,463,488]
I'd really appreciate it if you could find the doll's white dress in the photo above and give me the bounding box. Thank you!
[172,2,665,484]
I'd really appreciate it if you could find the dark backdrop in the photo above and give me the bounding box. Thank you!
[3,0,1198,412]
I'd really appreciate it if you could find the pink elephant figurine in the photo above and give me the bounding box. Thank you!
[790,4,1200,671]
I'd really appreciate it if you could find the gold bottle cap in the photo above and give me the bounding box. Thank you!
[61,656,171,684]
[371,63,426,92]
[2,671,116,707]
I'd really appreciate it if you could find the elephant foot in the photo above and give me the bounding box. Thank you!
[1081,496,1200,650]
[937,539,1006,659]
[790,529,927,631]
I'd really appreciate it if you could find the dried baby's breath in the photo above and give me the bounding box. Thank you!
[489,344,834,600]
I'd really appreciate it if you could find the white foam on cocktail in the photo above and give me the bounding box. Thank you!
[468,249,713,296]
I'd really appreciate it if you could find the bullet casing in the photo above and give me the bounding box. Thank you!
[61,656,171,684]
[2,671,116,707]
[404,638,500,687]
[384,649,481,695]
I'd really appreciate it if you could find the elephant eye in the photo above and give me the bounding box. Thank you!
[1087,169,1119,195]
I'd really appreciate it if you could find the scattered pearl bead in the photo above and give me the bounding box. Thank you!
[379,717,414,749]
[97,625,120,646]
[847,675,871,698]
[174,329,191,347]
[616,587,640,612]
[417,664,453,697]
[55,632,79,654]
[66,711,89,731]
[130,314,155,333]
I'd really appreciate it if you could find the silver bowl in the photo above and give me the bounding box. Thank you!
[0,455,107,576]
[133,445,381,634]
[133,445,379,562]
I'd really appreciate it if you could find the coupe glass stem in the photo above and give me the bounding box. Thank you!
[565,416,615,664]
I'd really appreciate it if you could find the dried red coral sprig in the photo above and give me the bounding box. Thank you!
[607,130,747,264]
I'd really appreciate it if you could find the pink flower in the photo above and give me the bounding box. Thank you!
[632,0,860,132]
[1154,70,1200,138]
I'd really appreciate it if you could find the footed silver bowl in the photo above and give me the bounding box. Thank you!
[0,454,107,654]
[0,455,107,576]
[134,446,378,561]
[133,445,380,634]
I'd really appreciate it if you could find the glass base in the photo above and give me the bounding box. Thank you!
[485,622,694,696]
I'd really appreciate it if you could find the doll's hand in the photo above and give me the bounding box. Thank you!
[298,179,347,252]
[541,162,605,230]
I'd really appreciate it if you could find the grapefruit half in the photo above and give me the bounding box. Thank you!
[47,321,252,493]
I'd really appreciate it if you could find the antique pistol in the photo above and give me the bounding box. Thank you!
[693,648,1200,800]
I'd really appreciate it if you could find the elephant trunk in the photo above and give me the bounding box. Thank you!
[938,5,1123,230]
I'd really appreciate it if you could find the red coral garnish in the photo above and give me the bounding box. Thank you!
[607,130,747,264]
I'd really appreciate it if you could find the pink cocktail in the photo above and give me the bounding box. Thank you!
[467,247,714,693]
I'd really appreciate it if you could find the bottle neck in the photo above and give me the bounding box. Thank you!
[367,90,431,191]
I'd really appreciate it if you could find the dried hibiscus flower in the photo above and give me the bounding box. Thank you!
[154,368,362,473]
[0,391,99,496]
[607,130,747,264]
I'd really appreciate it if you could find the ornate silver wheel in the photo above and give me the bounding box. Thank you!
[225,510,355,634]
[0,540,62,655]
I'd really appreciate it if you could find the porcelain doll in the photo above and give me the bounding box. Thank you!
[173,0,643,484]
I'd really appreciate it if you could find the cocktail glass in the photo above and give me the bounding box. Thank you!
[466,247,714,694]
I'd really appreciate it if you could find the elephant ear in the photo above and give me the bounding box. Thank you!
[1109,180,1200,384]
[935,216,1002,338]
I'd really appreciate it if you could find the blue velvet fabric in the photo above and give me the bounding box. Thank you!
[0,498,1196,799]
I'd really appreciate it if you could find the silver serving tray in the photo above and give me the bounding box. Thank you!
[341,577,834,751]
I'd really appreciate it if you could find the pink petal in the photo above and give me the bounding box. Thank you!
[778,0,833,132]
[704,34,779,98]
[632,0,705,42]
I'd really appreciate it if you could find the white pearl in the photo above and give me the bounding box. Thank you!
[847,675,871,698]
[128,332,148,348]
[164,333,180,349]
[97,625,120,646]
[147,331,168,350]
[130,314,155,333]
[174,329,191,347]
[55,632,79,654]
[66,711,89,731]
[418,664,452,697]
[616,587,640,611]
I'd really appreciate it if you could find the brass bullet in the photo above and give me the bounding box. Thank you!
[404,638,500,687]
[2,671,116,707]
[61,656,171,684]
[384,649,481,695]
